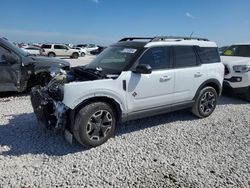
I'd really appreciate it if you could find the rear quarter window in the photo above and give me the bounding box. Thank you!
[197,47,221,63]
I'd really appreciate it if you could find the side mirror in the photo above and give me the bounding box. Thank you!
[2,53,19,64]
[134,64,152,74]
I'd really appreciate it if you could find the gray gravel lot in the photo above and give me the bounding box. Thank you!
[0,56,250,187]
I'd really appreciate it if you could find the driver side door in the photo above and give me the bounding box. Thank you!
[126,46,175,115]
[0,45,21,92]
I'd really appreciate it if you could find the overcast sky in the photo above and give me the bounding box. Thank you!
[0,0,250,46]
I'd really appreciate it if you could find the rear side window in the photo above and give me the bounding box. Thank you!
[139,47,170,70]
[54,45,68,50]
[174,46,197,68]
[42,44,51,49]
[197,47,220,63]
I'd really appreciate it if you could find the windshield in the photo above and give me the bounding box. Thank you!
[86,46,139,72]
[223,45,250,57]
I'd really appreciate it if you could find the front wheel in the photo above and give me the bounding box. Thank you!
[73,102,116,147]
[81,52,85,57]
[192,86,218,118]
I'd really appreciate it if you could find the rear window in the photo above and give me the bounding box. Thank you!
[197,47,220,63]
[42,44,51,49]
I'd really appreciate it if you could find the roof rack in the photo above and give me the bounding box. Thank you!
[151,36,209,42]
[118,36,209,42]
[119,37,154,42]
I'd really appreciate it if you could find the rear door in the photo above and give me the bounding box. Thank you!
[54,45,68,56]
[126,46,175,113]
[173,46,207,103]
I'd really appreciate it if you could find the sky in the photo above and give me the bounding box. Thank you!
[0,0,250,46]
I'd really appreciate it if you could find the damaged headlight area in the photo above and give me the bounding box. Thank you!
[30,69,68,130]
[30,66,110,131]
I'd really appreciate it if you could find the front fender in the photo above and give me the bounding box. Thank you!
[62,76,128,113]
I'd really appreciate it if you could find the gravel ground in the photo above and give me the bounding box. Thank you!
[0,93,249,188]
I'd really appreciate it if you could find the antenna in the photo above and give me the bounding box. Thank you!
[190,32,194,38]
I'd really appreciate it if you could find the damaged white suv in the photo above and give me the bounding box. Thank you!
[31,36,224,147]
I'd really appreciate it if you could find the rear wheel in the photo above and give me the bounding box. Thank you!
[48,52,56,57]
[71,52,79,59]
[81,52,85,57]
[73,102,116,147]
[192,86,217,118]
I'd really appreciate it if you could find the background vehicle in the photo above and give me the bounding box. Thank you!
[31,36,224,147]
[76,44,99,52]
[41,44,81,59]
[219,46,228,55]
[72,47,87,57]
[221,43,250,101]
[0,37,70,92]
[90,46,106,55]
[22,46,43,55]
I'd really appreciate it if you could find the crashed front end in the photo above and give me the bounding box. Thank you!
[30,66,108,132]
[30,72,68,131]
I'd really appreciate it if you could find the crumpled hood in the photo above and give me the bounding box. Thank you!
[30,56,70,67]
[221,56,250,66]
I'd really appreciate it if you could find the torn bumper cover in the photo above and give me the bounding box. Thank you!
[31,86,68,130]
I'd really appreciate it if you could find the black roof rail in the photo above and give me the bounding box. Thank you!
[118,36,209,43]
[119,37,154,42]
[151,36,209,42]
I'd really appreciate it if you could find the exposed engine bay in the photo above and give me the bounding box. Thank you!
[30,66,117,131]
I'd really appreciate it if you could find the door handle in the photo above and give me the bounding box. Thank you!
[160,75,171,82]
[194,72,203,78]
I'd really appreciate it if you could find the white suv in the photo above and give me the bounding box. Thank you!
[221,44,250,101]
[41,44,81,59]
[31,36,224,147]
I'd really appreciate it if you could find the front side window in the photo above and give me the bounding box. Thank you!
[223,45,250,57]
[174,46,197,68]
[0,46,9,62]
[0,45,19,63]
[139,47,170,70]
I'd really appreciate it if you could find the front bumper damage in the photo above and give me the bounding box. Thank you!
[30,86,68,131]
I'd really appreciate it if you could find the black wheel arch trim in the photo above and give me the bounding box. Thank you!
[193,79,222,100]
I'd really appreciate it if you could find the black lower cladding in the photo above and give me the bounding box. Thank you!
[223,81,249,94]
[30,87,56,128]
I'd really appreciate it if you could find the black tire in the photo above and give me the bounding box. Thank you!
[73,102,116,147]
[81,52,85,57]
[192,86,218,118]
[243,87,250,102]
[48,52,56,57]
[71,52,79,59]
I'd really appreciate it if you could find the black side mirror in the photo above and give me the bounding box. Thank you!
[3,53,19,64]
[134,64,152,74]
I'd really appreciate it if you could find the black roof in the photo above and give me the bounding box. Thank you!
[112,41,147,48]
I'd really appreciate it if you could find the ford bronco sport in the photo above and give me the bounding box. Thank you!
[31,36,224,147]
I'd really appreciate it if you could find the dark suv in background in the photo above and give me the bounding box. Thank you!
[0,38,70,92]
